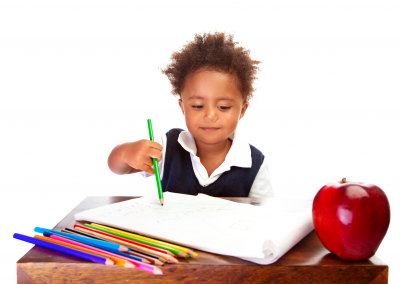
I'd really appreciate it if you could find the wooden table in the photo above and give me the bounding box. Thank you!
[17,196,389,283]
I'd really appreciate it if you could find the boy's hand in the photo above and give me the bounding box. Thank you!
[124,140,163,175]
[108,140,163,175]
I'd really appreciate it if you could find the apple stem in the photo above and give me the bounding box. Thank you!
[342,178,347,183]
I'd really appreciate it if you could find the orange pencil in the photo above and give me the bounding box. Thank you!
[34,235,135,268]
[74,227,178,264]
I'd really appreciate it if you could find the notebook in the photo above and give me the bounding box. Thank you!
[74,192,314,264]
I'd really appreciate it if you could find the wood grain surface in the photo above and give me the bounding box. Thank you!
[17,196,389,283]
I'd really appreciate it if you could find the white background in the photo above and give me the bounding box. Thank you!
[1,0,399,282]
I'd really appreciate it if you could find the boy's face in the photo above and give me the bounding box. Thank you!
[179,69,248,147]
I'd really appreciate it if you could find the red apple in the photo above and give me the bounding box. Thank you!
[312,178,390,260]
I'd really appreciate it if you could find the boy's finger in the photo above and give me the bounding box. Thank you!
[141,164,155,175]
[148,148,163,162]
[147,141,163,151]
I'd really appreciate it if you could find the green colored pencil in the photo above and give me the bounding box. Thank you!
[147,119,164,206]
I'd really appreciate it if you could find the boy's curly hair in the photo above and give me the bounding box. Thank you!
[161,32,261,103]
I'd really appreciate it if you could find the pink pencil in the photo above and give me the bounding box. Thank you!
[50,234,164,275]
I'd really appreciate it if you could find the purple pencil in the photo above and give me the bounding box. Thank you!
[13,233,114,265]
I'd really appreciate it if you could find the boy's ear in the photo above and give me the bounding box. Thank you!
[239,101,249,120]
[178,99,185,115]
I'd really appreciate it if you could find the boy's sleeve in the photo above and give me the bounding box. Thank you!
[248,158,275,198]
[140,133,167,180]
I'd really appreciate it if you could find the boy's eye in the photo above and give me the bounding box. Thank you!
[192,105,204,109]
[218,106,231,110]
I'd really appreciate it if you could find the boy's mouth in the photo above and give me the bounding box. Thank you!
[200,127,220,132]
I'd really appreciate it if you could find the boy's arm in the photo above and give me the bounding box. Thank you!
[108,140,163,175]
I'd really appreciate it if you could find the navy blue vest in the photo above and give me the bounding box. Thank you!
[161,128,264,197]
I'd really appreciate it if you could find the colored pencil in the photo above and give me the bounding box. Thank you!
[74,226,178,264]
[61,229,83,236]
[147,119,164,206]
[125,250,165,266]
[13,233,114,265]
[79,224,177,257]
[49,235,162,275]
[61,229,108,241]
[35,235,135,268]
[64,227,108,241]
[34,227,128,252]
[91,223,197,257]
[62,228,117,245]
[113,251,156,265]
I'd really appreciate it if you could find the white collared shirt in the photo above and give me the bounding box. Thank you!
[141,130,274,198]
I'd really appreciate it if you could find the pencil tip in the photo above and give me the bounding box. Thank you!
[126,262,136,268]
[193,253,198,257]
[105,258,115,265]
[154,267,165,275]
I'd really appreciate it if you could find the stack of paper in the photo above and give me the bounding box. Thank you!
[74,192,314,264]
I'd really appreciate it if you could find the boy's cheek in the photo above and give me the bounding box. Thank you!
[183,114,198,129]
[185,110,202,121]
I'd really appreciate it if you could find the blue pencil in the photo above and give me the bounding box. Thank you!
[34,227,129,252]
[13,233,114,265]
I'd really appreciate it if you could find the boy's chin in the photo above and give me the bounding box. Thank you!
[193,134,231,146]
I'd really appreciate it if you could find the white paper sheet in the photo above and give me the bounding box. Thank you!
[74,192,314,264]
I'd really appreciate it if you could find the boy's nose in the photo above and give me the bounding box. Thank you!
[205,108,218,121]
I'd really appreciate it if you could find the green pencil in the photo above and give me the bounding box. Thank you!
[147,119,164,206]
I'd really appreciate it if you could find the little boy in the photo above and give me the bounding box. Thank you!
[108,32,274,198]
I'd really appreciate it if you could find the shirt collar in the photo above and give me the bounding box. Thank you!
[177,129,252,168]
